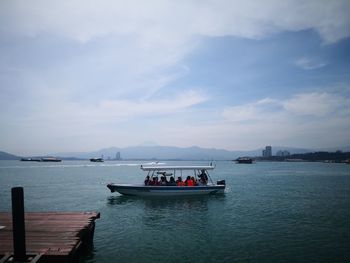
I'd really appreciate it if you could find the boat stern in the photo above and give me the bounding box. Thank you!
[217,180,225,186]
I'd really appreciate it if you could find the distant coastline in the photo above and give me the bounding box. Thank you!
[256,151,350,163]
[1,146,350,163]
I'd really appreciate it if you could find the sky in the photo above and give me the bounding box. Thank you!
[1,0,350,155]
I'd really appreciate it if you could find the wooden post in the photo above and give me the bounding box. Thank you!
[11,187,27,261]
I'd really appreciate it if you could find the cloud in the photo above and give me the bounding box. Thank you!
[97,90,207,119]
[21,90,207,124]
[155,91,350,151]
[0,88,208,154]
[214,91,350,149]
[282,92,349,116]
[223,92,350,121]
[295,57,327,70]
[222,98,283,122]
[1,1,348,106]
[1,1,350,154]
[1,0,350,44]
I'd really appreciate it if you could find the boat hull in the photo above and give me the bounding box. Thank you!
[107,184,225,196]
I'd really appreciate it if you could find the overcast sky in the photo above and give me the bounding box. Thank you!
[1,0,350,155]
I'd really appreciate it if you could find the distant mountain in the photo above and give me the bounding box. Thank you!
[314,146,350,152]
[54,145,315,160]
[269,146,312,155]
[0,151,21,160]
[56,146,234,160]
[2,145,348,161]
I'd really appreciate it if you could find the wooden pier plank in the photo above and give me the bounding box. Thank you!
[0,212,99,262]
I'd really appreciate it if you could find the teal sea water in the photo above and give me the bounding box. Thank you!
[1,160,350,262]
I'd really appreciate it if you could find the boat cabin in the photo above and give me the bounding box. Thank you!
[141,165,214,186]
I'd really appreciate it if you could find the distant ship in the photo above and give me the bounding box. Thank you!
[41,157,62,162]
[235,157,254,164]
[90,157,104,162]
[20,158,41,162]
[21,157,61,162]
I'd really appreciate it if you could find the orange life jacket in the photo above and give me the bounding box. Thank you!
[177,181,185,186]
[186,180,194,186]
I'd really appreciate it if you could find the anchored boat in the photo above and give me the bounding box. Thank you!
[107,165,226,196]
[235,157,254,164]
[90,157,104,162]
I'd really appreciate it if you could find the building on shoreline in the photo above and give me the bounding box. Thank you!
[262,146,272,158]
[276,150,290,157]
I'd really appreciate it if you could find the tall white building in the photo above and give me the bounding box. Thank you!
[262,146,272,157]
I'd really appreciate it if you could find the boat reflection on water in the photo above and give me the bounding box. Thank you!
[107,194,225,209]
[107,195,139,206]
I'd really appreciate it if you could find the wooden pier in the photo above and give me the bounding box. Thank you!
[0,211,100,263]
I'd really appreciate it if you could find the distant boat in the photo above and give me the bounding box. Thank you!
[21,157,61,162]
[235,157,254,164]
[41,157,62,162]
[90,157,104,162]
[20,158,41,162]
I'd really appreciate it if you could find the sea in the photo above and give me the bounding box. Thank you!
[1,160,350,263]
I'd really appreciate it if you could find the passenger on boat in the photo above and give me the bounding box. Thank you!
[150,177,160,186]
[198,170,208,185]
[176,177,185,186]
[144,175,150,185]
[185,176,194,186]
[160,176,168,186]
[191,176,197,186]
[167,176,176,186]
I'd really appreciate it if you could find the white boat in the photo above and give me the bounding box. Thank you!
[107,165,226,196]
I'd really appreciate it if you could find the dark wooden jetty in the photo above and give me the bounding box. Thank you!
[0,212,100,262]
[0,187,100,263]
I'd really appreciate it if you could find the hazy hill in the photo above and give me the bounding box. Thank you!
[2,145,346,161]
[56,146,234,160]
[0,151,21,160]
[54,145,314,160]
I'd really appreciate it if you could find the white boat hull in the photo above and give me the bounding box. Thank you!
[107,184,225,196]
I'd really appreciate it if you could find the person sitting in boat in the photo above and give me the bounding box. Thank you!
[176,177,185,186]
[191,176,198,186]
[150,177,160,186]
[160,176,168,186]
[167,176,176,186]
[185,176,194,186]
[144,175,151,185]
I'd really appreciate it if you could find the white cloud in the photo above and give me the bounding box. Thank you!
[1,1,350,154]
[0,88,208,154]
[213,91,350,149]
[97,90,207,119]
[137,91,350,151]
[21,90,207,124]
[1,0,349,106]
[223,92,350,121]
[295,57,327,70]
[282,92,348,116]
[222,97,283,122]
[1,0,350,44]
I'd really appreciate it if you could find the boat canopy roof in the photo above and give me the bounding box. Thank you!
[140,165,215,171]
